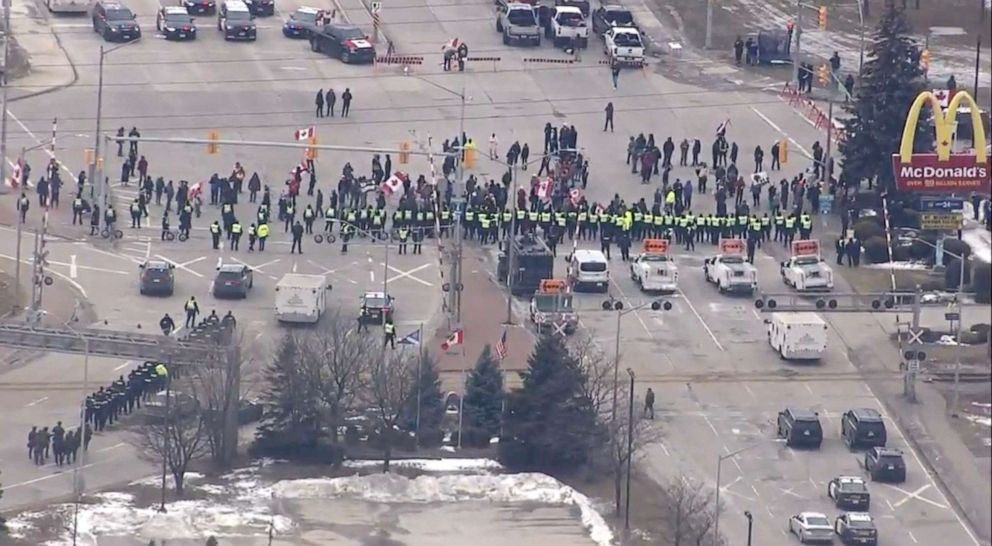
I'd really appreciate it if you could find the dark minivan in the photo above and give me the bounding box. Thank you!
[777,407,823,448]
[842,408,887,449]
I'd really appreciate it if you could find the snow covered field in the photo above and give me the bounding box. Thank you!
[5,459,613,546]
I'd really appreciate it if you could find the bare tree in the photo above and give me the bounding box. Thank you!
[132,408,211,496]
[365,348,417,472]
[185,332,263,465]
[571,333,663,515]
[300,310,375,443]
[657,477,723,546]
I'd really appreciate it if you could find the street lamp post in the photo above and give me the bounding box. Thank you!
[604,298,671,423]
[714,440,784,543]
[744,510,754,546]
[624,368,635,534]
[92,41,139,232]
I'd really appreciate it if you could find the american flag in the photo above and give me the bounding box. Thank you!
[495,328,508,360]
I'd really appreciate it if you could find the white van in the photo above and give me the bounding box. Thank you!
[767,312,828,361]
[568,249,609,292]
[275,274,330,323]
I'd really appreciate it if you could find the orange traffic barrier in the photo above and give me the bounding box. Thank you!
[375,55,424,65]
[523,58,575,64]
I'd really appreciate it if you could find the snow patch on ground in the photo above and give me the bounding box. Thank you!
[936,335,960,345]
[964,414,992,428]
[342,458,504,472]
[962,229,991,264]
[129,472,205,487]
[864,261,931,270]
[271,472,614,546]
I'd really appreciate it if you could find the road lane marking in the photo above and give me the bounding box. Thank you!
[95,442,126,453]
[908,531,918,543]
[385,262,433,286]
[292,261,298,273]
[0,253,89,298]
[888,483,948,509]
[749,106,811,159]
[70,255,78,279]
[216,256,222,269]
[3,458,122,489]
[676,288,725,351]
[114,360,135,371]
[6,110,78,183]
[156,255,205,278]
[25,396,49,407]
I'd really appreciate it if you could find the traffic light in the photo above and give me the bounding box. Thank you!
[818,6,827,30]
[818,64,829,86]
[399,141,411,164]
[207,131,220,155]
[920,49,930,71]
[778,139,789,164]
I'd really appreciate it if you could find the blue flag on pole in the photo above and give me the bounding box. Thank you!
[398,329,421,346]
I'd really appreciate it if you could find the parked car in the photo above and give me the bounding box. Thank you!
[92,1,141,42]
[827,476,870,510]
[309,23,377,63]
[788,512,834,544]
[864,447,906,483]
[590,4,634,35]
[834,512,878,545]
[213,263,254,298]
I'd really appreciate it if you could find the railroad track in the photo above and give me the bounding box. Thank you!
[609,369,991,385]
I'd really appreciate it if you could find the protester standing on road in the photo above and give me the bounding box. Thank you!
[290,221,304,254]
[341,88,353,117]
[604,102,614,132]
[128,127,140,156]
[116,127,125,157]
[326,88,336,116]
[315,89,325,118]
[644,388,655,419]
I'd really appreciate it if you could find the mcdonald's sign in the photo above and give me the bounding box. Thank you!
[891,90,990,193]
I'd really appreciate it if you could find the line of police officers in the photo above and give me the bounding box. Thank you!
[84,361,169,433]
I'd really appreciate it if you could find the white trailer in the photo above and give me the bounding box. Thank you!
[767,312,828,361]
[47,0,90,14]
[275,274,330,324]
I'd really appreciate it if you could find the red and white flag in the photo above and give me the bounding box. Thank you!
[294,126,315,141]
[715,118,731,136]
[441,329,464,351]
[569,188,582,206]
[536,177,554,200]
[380,172,408,195]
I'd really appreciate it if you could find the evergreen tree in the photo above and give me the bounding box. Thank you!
[254,333,322,452]
[462,344,505,447]
[840,4,932,192]
[400,351,445,444]
[499,334,601,472]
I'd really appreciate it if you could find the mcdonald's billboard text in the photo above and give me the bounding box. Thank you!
[891,154,991,193]
[892,90,990,194]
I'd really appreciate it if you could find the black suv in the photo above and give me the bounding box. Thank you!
[92,1,141,42]
[310,23,376,64]
[218,0,257,41]
[864,447,906,483]
[244,0,275,16]
[841,408,887,450]
[181,0,216,15]
[138,260,175,296]
[777,407,823,448]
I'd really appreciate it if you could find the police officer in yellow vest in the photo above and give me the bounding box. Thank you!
[799,213,813,239]
[384,318,396,349]
[256,222,270,251]
[398,226,410,254]
[303,205,316,234]
[230,219,243,251]
[210,220,222,250]
[783,215,797,247]
[479,213,492,244]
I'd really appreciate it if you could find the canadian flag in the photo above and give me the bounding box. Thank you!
[294,126,315,141]
[380,172,407,195]
[569,188,582,206]
[440,329,464,351]
[536,177,554,200]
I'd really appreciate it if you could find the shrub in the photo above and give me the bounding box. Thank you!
[966,325,990,344]
[891,245,912,262]
[892,209,921,229]
[944,258,972,290]
[854,220,885,242]
[344,425,361,446]
[863,236,891,263]
[959,330,986,345]
[417,428,445,448]
[909,239,935,262]
[973,263,991,303]
[460,427,493,448]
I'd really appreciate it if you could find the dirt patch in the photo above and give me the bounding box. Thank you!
[934,384,992,457]
[833,264,939,293]
[0,270,24,317]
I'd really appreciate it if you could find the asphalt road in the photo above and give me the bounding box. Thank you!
[0,0,986,542]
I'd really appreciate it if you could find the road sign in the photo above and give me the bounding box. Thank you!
[944,312,961,321]
[920,212,963,230]
[371,1,382,13]
[907,328,924,345]
[920,196,964,212]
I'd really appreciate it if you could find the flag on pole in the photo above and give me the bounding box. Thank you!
[294,126,316,141]
[440,329,464,351]
[715,118,731,136]
[495,328,508,360]
[398,329,421,346]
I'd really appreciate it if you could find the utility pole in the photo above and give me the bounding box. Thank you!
[704,0,714,49]
[93,47,107,231]
[903,286,924,403]
[504,165,518,325]
[823,99,833,181]
[792,0,804,87]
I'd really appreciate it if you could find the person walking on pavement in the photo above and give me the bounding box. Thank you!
[128,127,140,156]
[210,220,222,249]
[358,303,369,332]
[754,145,764,172]
[116,127,126,157]
[17,192,29,222]
[644,388,655,419]
[27,425,37,460]
[230,219,243,250]
[733,36,744,65]
[611,63,620,89]
[315,89,325,118]
[184,296,200,328]
[160,312,175,335]
[603,102,614,132]
[341,88,353,117]
[257,222,269,251]
[290,221,304,254]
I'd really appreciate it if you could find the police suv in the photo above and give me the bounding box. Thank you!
[218,0,257,41]
[157,6,197,40]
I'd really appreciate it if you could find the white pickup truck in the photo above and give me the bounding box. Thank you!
[630,239,678,293]
[603,26,644,66]
[703,242,758,295]
[549,6,588,48]
[781,240,834,292]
